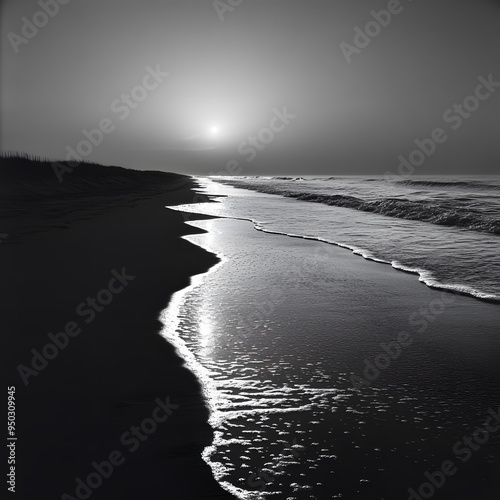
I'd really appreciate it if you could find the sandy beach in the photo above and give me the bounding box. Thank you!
[3,1,500,497]
[0,158,234,499]
[2,159,499,499]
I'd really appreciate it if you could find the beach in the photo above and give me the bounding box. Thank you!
[2,161,500,499]
[3,0,500,498]
[0,158,234,499]
[166,179,500,499]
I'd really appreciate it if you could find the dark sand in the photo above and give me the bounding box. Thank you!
[0,158,234,499]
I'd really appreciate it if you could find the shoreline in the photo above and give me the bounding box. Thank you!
[170,208,500,305]
[181,178,500,304]
[157,214,500,499]
[1,159,235,499]
[3,160,499,498]
[250,221,500,304]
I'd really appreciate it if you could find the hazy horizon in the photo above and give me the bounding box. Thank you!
[2,0,500,175]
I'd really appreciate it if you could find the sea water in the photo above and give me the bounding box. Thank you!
[161,177,500,499]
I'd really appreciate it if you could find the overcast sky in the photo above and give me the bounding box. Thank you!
[1,0,500,175]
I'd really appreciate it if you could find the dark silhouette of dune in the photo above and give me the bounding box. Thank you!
[0,155,192,243]
[0,153,183,196]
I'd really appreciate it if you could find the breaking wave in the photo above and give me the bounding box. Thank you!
[219,181,500,236]
[396,179,500,191]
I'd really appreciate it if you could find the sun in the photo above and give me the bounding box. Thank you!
[209,125,219,136]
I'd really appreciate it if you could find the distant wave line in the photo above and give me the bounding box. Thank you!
[218,180,500,236]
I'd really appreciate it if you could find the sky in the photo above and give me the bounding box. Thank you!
[1,0,500,175]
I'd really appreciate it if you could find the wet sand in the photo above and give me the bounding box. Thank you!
[161,209,500,499]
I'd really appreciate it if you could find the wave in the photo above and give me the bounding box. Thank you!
[294,194,500,235]
[272,176,306,181]
[248,221,500,303]
[230,217,499,304]
[397,179,500,191]
[220,181,500,236]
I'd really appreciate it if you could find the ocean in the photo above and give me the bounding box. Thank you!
[199,176,500,302]
[163,176,500,499]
